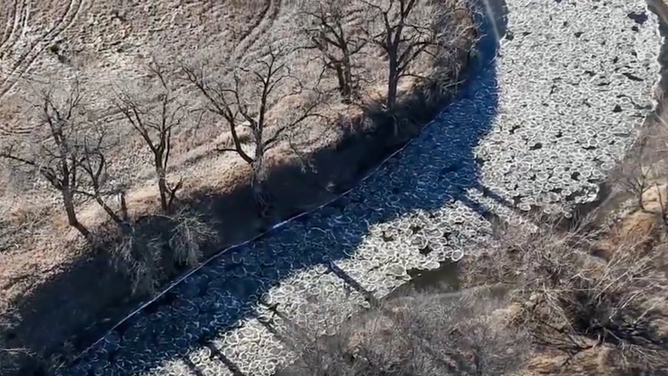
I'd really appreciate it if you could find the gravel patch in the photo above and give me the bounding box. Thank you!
[57,0,661,375]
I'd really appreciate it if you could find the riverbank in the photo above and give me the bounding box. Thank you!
[52,1,662,375]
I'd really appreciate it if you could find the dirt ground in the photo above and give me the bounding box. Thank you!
[0,0,477,372]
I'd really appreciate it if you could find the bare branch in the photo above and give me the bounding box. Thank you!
[299,0,366,103]
[115,60,187,213]
[184,45,325,212]
[0,81,94,240]
[360,0,444,121]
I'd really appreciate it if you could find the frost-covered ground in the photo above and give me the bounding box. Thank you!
[58,0,661,375]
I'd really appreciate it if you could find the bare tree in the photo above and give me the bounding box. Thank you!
[362,0,443,131]
[614,137,654,212]
[114,60,186,213]
[73,123,128,231]
[0,82,129,241]
[167,208,218,267]
[300,0,366,103]
[183,46,323,213]
[0,82,93,240]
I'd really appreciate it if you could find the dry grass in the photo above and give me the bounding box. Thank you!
[458,207,668,376]
[498,87,668,376]
[277,287,531,376]
[94,207,218,294]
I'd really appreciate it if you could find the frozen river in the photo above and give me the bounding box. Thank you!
[59,0,661,375]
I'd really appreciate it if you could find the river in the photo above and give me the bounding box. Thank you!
[58,0,661,375]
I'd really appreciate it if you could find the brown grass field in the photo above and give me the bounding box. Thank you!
[0,0,477,372]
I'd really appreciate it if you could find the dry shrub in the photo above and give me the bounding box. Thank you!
[277,287,531,376]
[463,217,668,374]
[106,208,217,295]
[167,208,218,267]
[612,97,668,223]
[109,227,164,295]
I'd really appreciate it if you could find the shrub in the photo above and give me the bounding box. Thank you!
[276,287,531,376]
[463,217,668,374]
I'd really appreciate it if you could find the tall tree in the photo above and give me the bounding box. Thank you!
[362,0,443,132]
[0,81,93,240]
[184,46,322,214]
[114,60,185,213]
[72,121,128,230]
[300,0,366,103]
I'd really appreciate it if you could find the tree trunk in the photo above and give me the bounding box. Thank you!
[62,189,92,241]
[94,195,129,232]
[334,63,352,103]
[387,65,400,136]
[250,160,270,217]
[387,62,399,111]
[342,52,354,102]
[154,153,170,213]
[119,191,129,221]
[157,172,169,213]
[343,67,353,102]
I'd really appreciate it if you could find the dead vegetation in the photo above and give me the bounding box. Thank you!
[0,0,475,296]
[0,80,99,241]
[298,0,367,103]
[0,0,473,283]
[276,287,531,376]
[114,59,187,214]
[109,208,218,294]
[458,195,668,374]
[362,0,446,115]
[183,44,326,213]
[0,1,664,375]
[492,221,665,372]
